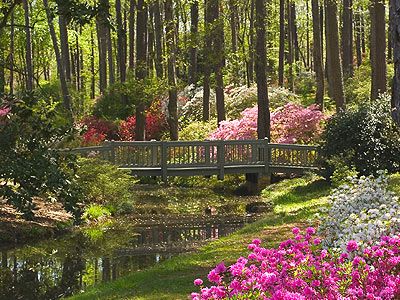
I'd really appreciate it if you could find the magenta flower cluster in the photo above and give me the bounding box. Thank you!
[191,228,400,300]
[209,103,326,144]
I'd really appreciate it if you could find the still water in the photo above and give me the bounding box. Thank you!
[0,214,255,300]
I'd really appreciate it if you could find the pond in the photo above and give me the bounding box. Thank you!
[0,214,257,300]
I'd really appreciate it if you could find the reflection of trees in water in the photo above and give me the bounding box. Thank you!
[0,219,246,299]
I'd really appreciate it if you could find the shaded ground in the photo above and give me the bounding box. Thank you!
[0,198,73,246]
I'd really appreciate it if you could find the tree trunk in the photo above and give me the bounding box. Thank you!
[9,12,15,95]
[129,0,136,70]
[22,0,33,91]
[116,0,127,82]
[291,3,300,63]
[43,0,71,114]
[189,1,199,85]
[248,0,255,84]
[154,0,164,78]
[355,9,362,66]
[306,0,311,69]
[96,12,108,93]
[390,0,400,126]
[135,0,148,141]
[278,0,285,86]
[147,3,155,72]
[255,0,270,140]
[203,0,211,121]
[212,0,226,124]
[312,0,325,109]
[287,0,294,91]
[165,0,178,140]
[90,29,95,99]
[325,0,345,111]
[370,0,387,100]
[58,5,71,82]
[342,0,353,78]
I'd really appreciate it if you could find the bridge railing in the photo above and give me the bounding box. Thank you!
[66,140,320,179]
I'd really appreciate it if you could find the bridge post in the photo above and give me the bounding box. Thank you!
[104,140,116,164]
[217,141,225,180]
[264,138,270,175]
[161,141,168,182]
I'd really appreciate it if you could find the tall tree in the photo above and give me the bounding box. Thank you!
[312,0,324,109]
[58,2,72,82]
[165,0,178,140]
[9,12,15,95]
[355,9,363,66]
[154,0,164,78]
[43,0,71,114]
[22,0,33,91]
[212,0,226,124]
[325,0,345,110]
[116,0,127,82]
[390,0,400,126]
[129,0,136,70]
[287,0,294,91]
[135,0,148,140]
[189,0,199,85]
[342,0,354,78]
[255,0,270,140]
[203,0,212,121]
[278,0,285,86]
[370,0,387,100]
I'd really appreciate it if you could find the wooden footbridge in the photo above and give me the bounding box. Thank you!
[68,139,320,180]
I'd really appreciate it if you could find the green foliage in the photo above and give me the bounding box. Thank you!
[344,62,372,105]
[179,120,217,141]
[76,157,136,213]
[82,204,111,222]
[0,95,81,220]
[94,74,166,120]
[327,155,359,188]
[321,94,400,177]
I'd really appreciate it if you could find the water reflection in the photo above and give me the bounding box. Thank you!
[0,215,254,300]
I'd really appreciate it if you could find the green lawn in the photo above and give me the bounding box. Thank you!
[69,175,331,300]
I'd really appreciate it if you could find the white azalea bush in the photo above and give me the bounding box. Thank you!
[319,172,400,251]
[180,85,216,122]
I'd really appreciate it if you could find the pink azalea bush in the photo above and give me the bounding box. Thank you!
[192,228,400,299]
[209,103,326,144]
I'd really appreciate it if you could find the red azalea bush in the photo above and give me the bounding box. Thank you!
[119,99,168,141]
[209,103,326,144]
[81,116,118,146]
[192,228,400,300]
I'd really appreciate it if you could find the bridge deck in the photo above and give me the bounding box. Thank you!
[67,140,320,180]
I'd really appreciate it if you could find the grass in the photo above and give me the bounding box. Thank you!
[69,175,331,300]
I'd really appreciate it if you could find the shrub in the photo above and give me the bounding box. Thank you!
[225,85,300,119]
[209,103,326,144]
[80,116,119,146]
[0,96,81,220]
[318,172,400,251]
[119,99,168,141]
[82,204,111,222]
[179,121,217,141]
[191,229,400,299]
[321,93,400,177]
[180,86,216,123]
[76,158,136,212]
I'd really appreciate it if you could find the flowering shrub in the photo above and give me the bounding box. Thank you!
[225,85,300,119]
[209,103,326,144]
[179,121,217,141]
[80,116,118,146]
[119,99,168,141]
[180,86,216,122]
[191,228,400,299]
[319,173,400,251]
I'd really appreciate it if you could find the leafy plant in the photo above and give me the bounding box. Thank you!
[321,93,400,177]
[0,96,82,220]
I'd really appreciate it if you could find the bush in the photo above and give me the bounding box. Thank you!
[191,228,400,299]
[179,120,217,141]
[318,172,400,251]
[321,93,400,177]
[209,103,326,144]
[119,99,168,141]
[0,96,81,220]
[82,204,111,222]
[180,86,217,123]
[79,116,119,146]
[225,85,300,119]
[76,158,136,212]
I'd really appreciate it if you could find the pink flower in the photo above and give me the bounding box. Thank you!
[0,106,10,117]
[194,279,203,286]
[292,227,300,235]
[346,240,359,252]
